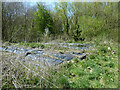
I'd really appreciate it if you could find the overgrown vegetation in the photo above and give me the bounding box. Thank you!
[47,40,118,88]
[19,42,45,49]
[1,39,118,88]
[1,1,119,89]
[2,2,118,42]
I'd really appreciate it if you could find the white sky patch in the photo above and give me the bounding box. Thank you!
[29,2,37,6]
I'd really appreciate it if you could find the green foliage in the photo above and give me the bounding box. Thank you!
[109,61,115,68]
[2,2,118,42]
[40,44,45,49]
[73,25,82,41]
[34,3,54,36]
[98,45,108,53]
[78,16,105,41]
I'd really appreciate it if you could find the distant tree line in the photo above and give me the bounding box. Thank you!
[2,2,118,43]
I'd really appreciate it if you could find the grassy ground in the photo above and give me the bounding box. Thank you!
[47,39,119,88]
[1,39,119,88]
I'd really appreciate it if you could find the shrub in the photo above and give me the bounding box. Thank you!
[40,44,45,49]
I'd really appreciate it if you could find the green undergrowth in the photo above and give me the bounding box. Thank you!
[65,40,85,43]
[48,40,118,88]
[18,42,45,49]
[13,42,69,51]
[2,39,119,88]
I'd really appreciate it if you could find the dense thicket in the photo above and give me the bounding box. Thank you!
[2,2,118,42]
